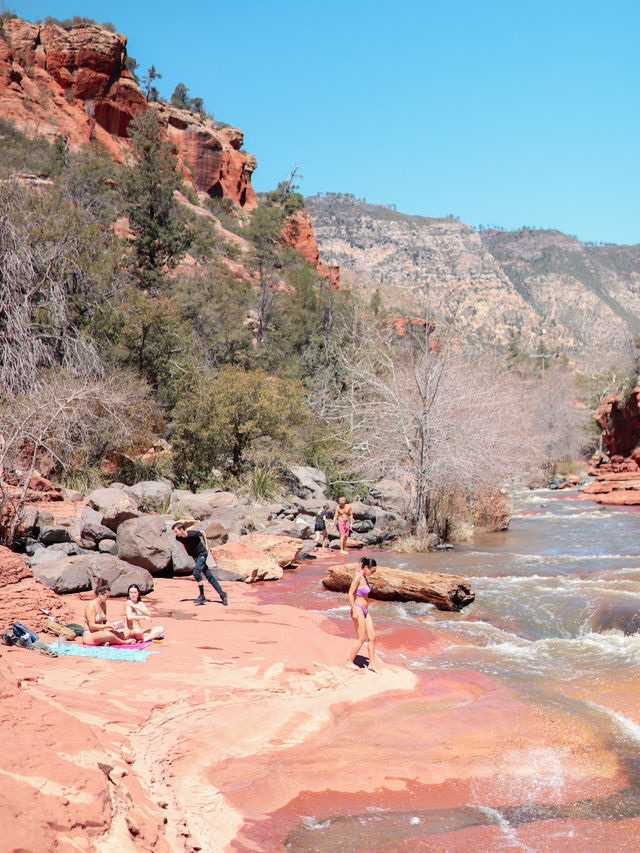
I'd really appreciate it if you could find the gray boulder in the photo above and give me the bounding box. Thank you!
[81,507,105,527]
[350,501,378,522]
[98,539,119,555]
[39,525,73,546]
[116,515,172,573]
[102,495,140,531]
[87,487,130,512]
[264,518,312,540]
[33,553,154,596]
[285,466,328,501]
[171,489,238,520]
[30,541,83,566]
[81,522,117,544]
[368,478,411,514]
[125,480,173,510]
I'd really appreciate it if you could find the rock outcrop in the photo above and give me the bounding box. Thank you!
[322,563,475,611]
[283,210,340,285]
[579,387,640,505]
[0,18,257,208]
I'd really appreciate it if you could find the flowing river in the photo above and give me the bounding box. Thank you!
[252,488,640,851]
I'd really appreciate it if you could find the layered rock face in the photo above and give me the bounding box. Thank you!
[0,17,257,207]
[580,387,640,505]
[283,209,340,285]
[307,197,640,353]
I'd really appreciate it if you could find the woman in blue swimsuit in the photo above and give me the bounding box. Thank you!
[347,557,380,671]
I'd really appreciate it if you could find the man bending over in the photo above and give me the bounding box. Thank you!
[172,521,228,607]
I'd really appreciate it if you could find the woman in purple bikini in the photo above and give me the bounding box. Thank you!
[347,557,381,671]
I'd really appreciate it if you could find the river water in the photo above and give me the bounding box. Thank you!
[254,489,640,851]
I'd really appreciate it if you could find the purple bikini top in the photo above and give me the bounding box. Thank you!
[355,577,371,597]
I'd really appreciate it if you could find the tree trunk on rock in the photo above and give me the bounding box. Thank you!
[322,564,474,611]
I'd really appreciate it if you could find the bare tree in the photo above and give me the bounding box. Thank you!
[0,179,109,396]
[0,368,155,546]
[312,305,531,531]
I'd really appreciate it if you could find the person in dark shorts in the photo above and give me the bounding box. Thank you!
[172,521,228,606]
[313,503,331,549]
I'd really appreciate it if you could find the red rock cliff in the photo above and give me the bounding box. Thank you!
[0,17,257,207]
[283,209,340,286]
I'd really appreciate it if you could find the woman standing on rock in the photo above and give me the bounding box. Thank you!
[83,583,136,646]
[347,557,381,671]
[123,584,164,642]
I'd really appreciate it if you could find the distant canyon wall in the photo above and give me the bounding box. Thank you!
[307,197,640,354]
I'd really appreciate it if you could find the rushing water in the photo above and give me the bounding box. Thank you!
[254,489,640,851]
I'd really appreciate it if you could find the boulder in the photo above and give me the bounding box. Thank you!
[15,505,40,537]
[322,564,475,612]
[39,525,72,546]
[81,507,105,527]
[81,522,117,544]
[368,478,411,513]
[98,539,118,555]
[350,501,378,522]
[285,466,328,501]
[30,542,84,566]
[328,537,363,549]
[211,541,282,582]
[125,480,173,510]
[264,518,312,540]
[193,518,229,547]
[87,487,130,512]
[241,534,304,568]
[33,553,153,596]
[116,516,172,573]
[63,488,84,502]
[166,529,195,576]
[171,490,238,520]
[102,495,139,530]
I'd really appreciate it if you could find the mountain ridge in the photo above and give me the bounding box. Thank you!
[306,195,640,355]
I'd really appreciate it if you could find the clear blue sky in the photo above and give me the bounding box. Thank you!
[13,0,640,244]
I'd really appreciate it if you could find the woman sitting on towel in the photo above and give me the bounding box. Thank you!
[123,584,164,642]
[83,583,136,646]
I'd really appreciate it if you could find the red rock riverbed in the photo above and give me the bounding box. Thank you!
[2,545,640,851]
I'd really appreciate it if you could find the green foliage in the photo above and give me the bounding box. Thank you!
[125,56,139,82]
[120,110,191,292]
[173,268,254,368]
[170,366,307,489]
[245,464,286,500]
[142,65,162,101]
[266,180,306,216]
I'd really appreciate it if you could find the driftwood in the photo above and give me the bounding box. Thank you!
[322,564,475,612]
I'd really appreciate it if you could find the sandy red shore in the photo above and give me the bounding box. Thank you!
[2,558,640,852]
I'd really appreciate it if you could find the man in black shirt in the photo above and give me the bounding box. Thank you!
[172,522,228,606]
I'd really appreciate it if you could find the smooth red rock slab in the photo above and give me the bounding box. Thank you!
[241,533,304,567]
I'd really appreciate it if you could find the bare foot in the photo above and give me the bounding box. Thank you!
[346,661,360,670]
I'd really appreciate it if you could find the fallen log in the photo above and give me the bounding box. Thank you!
[322,564,475,612]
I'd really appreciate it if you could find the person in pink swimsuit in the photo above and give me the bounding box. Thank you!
[347,557,381,671]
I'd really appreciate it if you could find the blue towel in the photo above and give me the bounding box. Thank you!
[48,643,157,662]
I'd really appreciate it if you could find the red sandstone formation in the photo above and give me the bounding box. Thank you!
[283,209,341,285]
[0,17,257,208]
[580,387,640,505]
